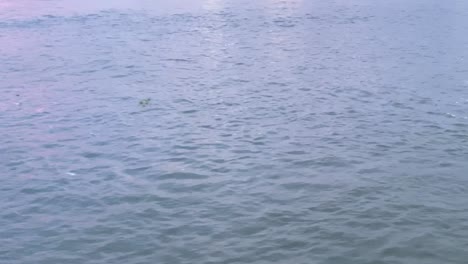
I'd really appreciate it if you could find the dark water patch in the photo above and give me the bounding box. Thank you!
[158,172,209,181]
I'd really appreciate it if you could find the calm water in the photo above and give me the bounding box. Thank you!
[1,0,468,263]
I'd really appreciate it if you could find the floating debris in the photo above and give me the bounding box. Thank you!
[139,98,151,107]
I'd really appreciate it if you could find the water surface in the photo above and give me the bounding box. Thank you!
[1,0,468,263]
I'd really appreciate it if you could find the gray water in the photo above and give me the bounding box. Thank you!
[1,0,468,263]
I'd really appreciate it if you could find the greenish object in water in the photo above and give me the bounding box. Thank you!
[139,98,151,107]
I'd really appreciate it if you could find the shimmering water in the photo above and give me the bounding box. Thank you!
[2,0,468,263]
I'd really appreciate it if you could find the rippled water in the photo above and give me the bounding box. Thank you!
[2,0,468,263]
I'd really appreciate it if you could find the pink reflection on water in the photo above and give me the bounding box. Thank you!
[0,0,52,19]
[0,0,209,19]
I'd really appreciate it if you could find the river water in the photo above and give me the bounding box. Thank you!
[1,0,468,263]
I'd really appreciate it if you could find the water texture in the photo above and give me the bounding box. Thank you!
[1,0,468,263]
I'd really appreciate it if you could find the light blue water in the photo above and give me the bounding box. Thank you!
[1,0,468,263]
